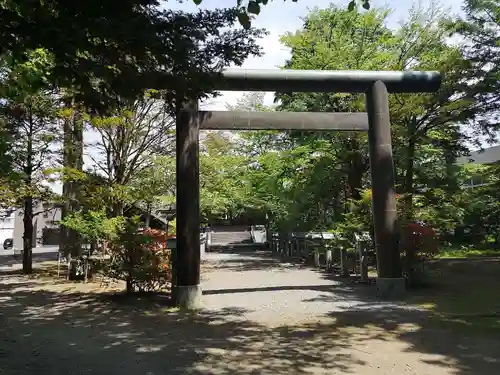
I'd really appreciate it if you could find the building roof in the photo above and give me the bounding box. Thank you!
[456,145,500,165]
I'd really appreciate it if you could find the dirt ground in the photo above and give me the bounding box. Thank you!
[0,252,499,374]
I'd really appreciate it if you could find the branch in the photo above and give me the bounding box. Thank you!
[86,152,112,177]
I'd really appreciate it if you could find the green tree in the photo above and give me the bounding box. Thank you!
[0,49,60,273]
[453,163,500,245]
[1,4,265,110]
[191,0,371,28]
[275,5,396,230]
[76,7,266,219]
[89,97,175,216]
[387,3,474,224]
[451,0,500,137]
[273,4,477,233]
[129,156,176,227]
[59,104,85,279]
[226,92,283,158]
[199,132,251,221]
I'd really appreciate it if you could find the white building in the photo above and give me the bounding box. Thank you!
[0,201,61,249]
[0,208,16,249]
[456,145,500,189]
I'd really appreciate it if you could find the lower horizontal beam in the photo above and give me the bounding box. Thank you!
[197,111,368,131]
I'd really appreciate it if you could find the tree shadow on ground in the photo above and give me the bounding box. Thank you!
[2,252,500,374]
[203,249,315,273]
[202,248,500,374]
[202,284,339,295]
[1,278,499,375]
[325,304,500,375]
[0,261,70,283]
[0,279,367,375]
[203,249,371,286]
[0,251,58,267]
[406,257,500,318]
[203,249,301,272]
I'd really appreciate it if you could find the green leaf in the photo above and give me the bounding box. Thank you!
[238,12,251,29]
[1,2,265,113]
[247,1,261,15]
[348,1,356,12]
[362,0,370,10]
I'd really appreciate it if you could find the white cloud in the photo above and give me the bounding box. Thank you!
[203,29,291,110]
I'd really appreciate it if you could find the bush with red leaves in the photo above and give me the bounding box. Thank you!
[99,221,173,293]
[401,222,439,259]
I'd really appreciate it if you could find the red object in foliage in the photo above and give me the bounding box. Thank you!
[402,222,438,257]
[407,222,435,237]
[141,229,168,251]
[139,229,172,269]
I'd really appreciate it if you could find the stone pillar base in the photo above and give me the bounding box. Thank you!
[376,277,406,299]
[176,284,202,310]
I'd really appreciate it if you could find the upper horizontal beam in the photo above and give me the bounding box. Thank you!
[198,111,368,131]
[214,68,442,93]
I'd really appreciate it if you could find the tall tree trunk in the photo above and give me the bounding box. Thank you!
[403,118,419,222]
[112,202,125,217]
[347,155,364,201]
[403,137,416,221]
[403,128,418,286]
[346,138,367,201]
[144,202,152,228]
[444,145,459,193]
[22,116,34,274]
[60,103,84,280]
[22,196,33,274]
[346,139,369,243]
[442,140,460,243]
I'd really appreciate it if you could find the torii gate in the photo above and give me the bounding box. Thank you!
[174,69,441,309]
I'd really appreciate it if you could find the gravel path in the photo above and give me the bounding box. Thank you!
[201,251,417,326]
[0,250,498,375]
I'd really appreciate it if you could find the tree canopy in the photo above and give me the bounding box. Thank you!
[0,0,368,110]
[0,1,266,273]
[191,0,371,28]
[1,3,265,111]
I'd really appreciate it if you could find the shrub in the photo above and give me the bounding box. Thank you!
[60,210,126,280]
[97,218,172,293]
[400,222,439,286]
[401,222,438,258]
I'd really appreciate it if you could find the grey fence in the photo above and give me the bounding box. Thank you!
[269,232,375,282]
